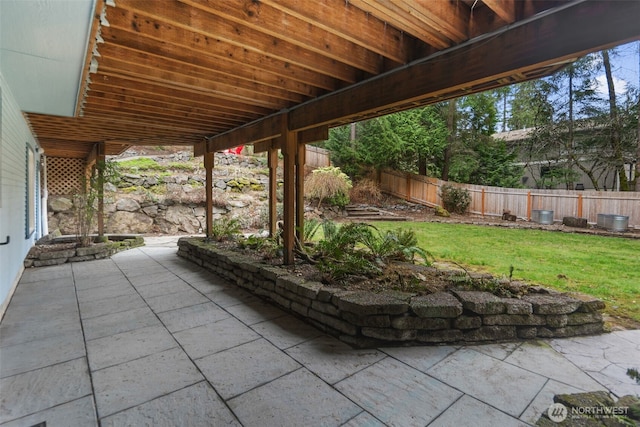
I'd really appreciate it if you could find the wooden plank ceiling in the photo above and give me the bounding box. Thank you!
[25,0,640,159]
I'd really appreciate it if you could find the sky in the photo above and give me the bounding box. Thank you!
[496,40,639,131]
[593,40,640,96]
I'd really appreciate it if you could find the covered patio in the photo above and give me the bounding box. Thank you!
[2,237,638,425]
[2,0,639,273]
[2,1,640,424]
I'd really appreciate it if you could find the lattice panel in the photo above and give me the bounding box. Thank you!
[47,157,85,195]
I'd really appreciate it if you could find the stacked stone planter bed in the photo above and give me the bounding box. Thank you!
[24,235,144,267]
[178,237,606,347]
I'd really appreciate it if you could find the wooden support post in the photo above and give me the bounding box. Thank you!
[268,146,278,238]
[296,142,306,246]
[204,151,214,239]
[526,191,532,220]
[96,142,105,238]
[481,188,486,217]
[577,194,583,218]
[281,117,297,265]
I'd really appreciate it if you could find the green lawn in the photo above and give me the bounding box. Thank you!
[374,221,640,323]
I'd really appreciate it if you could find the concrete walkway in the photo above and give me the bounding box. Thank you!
[1,237,638,426]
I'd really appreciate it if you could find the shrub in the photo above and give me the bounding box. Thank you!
[309,222,431,282]
[439,185,471,214]
[349,178,382,205]
[210,217,241,242]
[305,166,352,208]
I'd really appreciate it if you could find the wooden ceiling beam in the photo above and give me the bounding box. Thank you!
[260,0,411,64]
[101,22,337,92]
[288,0,640,131]
[111,0,359,83]
[81,100,233,130]
[348,0,462,49]
[86,92,247,127]
[97,60,293,109]
[482,0,516,24]
[182,0,392,73]
[98,40,321,97]
[88,75,271,117]
[389,0,470,42]
[206,113,284,153]
[87,85,258,122]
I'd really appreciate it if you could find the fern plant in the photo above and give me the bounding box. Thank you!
[210,217,241,242]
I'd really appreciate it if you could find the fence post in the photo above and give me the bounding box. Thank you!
[577,194,583,218]
[527,191,532,220]
[481,188,486,216]
[405,173,411,201]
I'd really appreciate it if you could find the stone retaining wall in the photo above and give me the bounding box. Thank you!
[24,235,144,267]
[178,238,606,347]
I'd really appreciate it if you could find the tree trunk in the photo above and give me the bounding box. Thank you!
[635,42,640,191]
[441,99,456,181]
[602,50,629,191]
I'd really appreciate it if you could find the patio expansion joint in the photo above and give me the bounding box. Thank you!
[70,264,101,423]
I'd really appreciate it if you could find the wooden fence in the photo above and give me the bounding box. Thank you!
[305,145,331,168]
[378,170,640,230]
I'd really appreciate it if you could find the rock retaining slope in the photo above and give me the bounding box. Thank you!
[178,238,606,347]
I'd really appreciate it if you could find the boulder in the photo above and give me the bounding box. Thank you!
[116,198,141,212]
[142,205,159,217]
[164,205,200,234]
[49,196,74,212]
[106,211,153,234]
[104,182,118,193]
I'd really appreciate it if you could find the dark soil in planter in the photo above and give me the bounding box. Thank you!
[214,240,558,300]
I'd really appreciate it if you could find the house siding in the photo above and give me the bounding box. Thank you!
[1,72,42,315]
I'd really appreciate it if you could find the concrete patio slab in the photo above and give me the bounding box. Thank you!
[100,382,240,427]
[157,301,230,333]
[286,335,386,384]
[18,264,72,283]
[78,293,147,320]
[250,314,323,349]
[82,306,160,341]
[173,316,260,359]
[0,330,85,378]
[86,325,177,371]
[381,345,458,372]
[519,379,584,425]
[342,411,386,427]
[196,338,301,399]
[228,368,361,427]
[76,282,138,304]
[204,287,260,308]
[0,312,82,347]
[336,357,462,426]
[472,341,522,360]
[134,278,194,299]
[430,395,527,427]
[504,342,606,391]
[92,347,203,418]
[0,358,92,424]
[143,287,210,313]
[0,396,97,427]
[2,238,638,426]
[225,299,288,325]
[427,348,548,418]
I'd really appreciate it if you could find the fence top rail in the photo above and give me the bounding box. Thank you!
[379,170,640,200]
